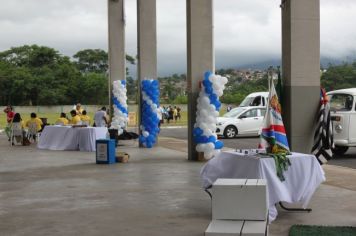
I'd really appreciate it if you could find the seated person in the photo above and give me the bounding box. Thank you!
[55,112,69,125]
[69,110,82,125]
[25,112,43,131]
[25,113,43,141]
[80,110,91,126]
[11,113,26,143]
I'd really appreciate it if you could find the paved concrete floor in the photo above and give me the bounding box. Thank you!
[1,135,356,236]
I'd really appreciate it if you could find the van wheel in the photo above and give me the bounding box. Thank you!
[332,146,349,156]
[224,126,237,139]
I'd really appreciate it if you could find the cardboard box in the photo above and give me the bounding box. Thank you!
[212,179,268,221]
[96,139,116,164]
[116,152,130,163]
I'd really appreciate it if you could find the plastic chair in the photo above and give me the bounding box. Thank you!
[11,122,23,146]
[27,122,39,142]
[82,121,90,126]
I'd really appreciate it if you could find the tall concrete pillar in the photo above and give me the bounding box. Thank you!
[137,0,157,144]
[187,0,214,161]
[281,0,320,153]
[108,0,126,111]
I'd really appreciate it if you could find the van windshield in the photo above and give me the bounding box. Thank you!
[329,94,354,111]
[240,95,262,107]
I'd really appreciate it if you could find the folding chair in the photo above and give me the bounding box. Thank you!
[11,122,23,146]
[27,122,39,142]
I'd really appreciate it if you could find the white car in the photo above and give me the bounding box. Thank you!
[327,88,356,155]
[216,106,266,138]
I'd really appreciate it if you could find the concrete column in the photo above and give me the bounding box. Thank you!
[137,0,157,145]
[108,0,126,112]
[281,0,320,153]
[186,0,214,161]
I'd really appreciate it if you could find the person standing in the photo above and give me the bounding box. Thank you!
[227,104,232,112]
[3,105,15,141]
[168,106,173,124]
[94,107,108,127]
[173,106,178,123]
[75,103,84,115]
[177,106,181,120]
[157,105,163,128]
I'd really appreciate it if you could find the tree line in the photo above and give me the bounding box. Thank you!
[0,45,135,106]
[1,44,355,106]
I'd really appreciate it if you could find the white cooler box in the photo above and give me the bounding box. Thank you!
[212,179,268,221]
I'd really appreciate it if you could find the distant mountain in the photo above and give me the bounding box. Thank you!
[230,56,356,71]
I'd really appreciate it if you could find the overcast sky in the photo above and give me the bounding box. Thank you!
[1,0,356,76]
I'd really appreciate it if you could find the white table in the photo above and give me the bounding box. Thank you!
[200,151,325,222]
[38,126,108,152]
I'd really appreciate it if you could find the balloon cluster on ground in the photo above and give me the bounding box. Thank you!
[111,80,128,134]
[139,79,160,148]
[193,71,228,159]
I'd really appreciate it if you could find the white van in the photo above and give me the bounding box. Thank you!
[239,92,269,107]
[327,88,356,155]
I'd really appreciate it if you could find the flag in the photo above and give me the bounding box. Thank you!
[259,78,290,154]
[311,88,334,164]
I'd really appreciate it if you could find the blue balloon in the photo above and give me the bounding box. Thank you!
[205,86,213,94]
[208,136,216,143]
[204,71,212,81]
[214,141,224,149]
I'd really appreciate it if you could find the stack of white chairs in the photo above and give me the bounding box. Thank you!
[10,122,23,146]
[205,178,269,236]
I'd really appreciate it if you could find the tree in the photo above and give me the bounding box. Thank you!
[0,45,60,68]
[73,49,108,74]
[73,49,136,74]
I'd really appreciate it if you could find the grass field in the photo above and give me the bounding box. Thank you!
[0,111,189,129]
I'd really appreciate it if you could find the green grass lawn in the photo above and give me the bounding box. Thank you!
[0,111,189,129]
[0,110,226,129]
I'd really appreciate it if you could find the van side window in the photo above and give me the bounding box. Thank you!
[252,96,261,106]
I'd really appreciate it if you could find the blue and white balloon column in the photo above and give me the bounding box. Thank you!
[139,79,160,148]
[111,80,128,134]
[193,71,228,159]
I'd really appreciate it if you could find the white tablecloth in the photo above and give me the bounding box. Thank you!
[38,126,108,152]
[200,151,325,222]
